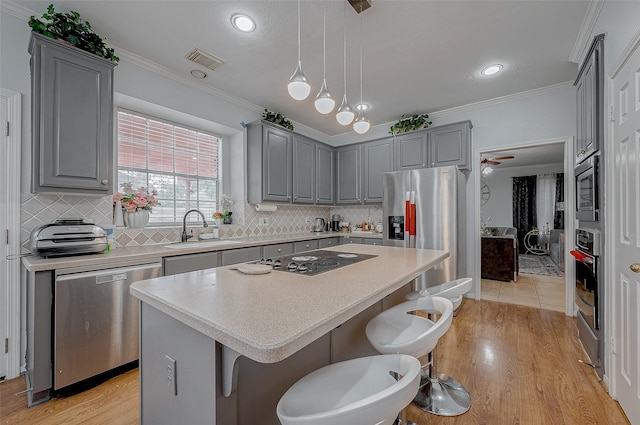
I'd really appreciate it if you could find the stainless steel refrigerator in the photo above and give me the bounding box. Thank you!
[383,166,466,291]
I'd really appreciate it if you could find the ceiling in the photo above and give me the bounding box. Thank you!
[482,143,565,169]
[13,1,590,137]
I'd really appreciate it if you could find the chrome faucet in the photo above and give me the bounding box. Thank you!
[181,209,209,242]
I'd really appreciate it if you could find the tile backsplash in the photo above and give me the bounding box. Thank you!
[20,193,383,250]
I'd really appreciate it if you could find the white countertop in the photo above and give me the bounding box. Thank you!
[130,244,448,363]
[21,231,382,272]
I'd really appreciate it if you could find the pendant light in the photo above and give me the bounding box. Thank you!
[314,1,335,114]
[288,0,311,100]
[352,11,370,134]
[336,3,355,125]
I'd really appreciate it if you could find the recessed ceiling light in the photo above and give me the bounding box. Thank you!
[481,64,503,76]
[190,69,207,79]
[355,103,370,111]
[231,14,255,32]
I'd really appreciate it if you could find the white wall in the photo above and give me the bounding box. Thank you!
[481,163,564,227]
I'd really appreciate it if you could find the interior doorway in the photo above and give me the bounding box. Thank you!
[474,138,575,315]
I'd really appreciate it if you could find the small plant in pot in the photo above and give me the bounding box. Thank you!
[262,109,294,131]
[389,113,432,135]
[28,4,119,62]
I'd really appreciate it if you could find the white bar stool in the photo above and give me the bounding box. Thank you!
[404,278,473,416]
[366,295,469,421]
[276,354,421,425]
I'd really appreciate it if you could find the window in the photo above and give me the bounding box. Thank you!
[117,110,221,224]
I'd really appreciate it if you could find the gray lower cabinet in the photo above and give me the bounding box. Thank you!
[263,242,295,258]
[394,131,428,170]
[336,145,361,204]
[294,240,320,253]
[318,237,339,248]
[164,252,220,276]
[292,135,315,204]
[29,33,116,194]
[221,247,262,266]
[247,121,293,204]
[316,142,335,205]
[428,121,472,169]
[364,238,382,246]
[342,237,364,244]
[362,138,393,204]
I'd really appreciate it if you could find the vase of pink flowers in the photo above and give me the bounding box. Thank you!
[114,184,159,228]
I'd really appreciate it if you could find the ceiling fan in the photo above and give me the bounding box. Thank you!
[481,155,515,166]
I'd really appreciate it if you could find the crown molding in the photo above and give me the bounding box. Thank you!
[115,47,264,116]
[569,0,605,65]
[0,1,32,20]
[428,81,574,119]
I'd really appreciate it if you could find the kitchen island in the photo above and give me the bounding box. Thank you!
[131,244,448,425]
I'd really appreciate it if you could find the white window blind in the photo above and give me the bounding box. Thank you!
[117,109,221,224]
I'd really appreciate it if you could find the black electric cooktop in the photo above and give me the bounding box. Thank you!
[255,249,377,276]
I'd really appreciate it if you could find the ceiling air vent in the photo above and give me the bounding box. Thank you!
[185,48,224,71]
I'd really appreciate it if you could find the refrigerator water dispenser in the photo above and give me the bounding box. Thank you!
[388,216,404,240]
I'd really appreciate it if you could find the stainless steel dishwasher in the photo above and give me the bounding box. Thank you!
[54,260,162,389]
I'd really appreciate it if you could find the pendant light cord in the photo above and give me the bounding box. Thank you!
[359,12,363,105]
[322,1,326,78]
[297,0,301,61]
[343,2,347,94]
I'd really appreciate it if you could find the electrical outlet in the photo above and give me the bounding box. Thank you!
[305,217,310,224]
[259,217,269,226]
[166,354,177,396]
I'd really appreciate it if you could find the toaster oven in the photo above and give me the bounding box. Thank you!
[30,219,107,257]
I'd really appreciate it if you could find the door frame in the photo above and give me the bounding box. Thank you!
[473,137,576,316]
[0,88,22,380]
[606,27,640,404]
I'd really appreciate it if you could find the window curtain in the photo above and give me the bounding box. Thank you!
[513,176,537,254]
[536,173,556,232]
[554,173,565,229]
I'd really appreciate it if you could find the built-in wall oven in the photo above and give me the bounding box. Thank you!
[575,155,599,221]
[570,228,602,375]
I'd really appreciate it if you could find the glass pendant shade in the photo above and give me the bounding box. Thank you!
[336,94,355,125]
[314,79,335,114]
[353,110,370,134]
[288,60,311,100]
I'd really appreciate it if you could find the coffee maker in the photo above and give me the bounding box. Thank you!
[330,214,340,232]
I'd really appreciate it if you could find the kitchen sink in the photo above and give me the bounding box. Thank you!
[164,240,243,250]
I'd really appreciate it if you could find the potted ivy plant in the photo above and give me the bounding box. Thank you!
[389,113,432,135]
[28,4,119,62]
[262,109,294,131]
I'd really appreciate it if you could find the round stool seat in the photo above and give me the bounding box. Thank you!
[406,278,473,309]
[365,296,453,358]
[276,354,421,425]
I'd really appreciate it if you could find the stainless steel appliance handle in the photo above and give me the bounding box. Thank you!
[56,262,162,282]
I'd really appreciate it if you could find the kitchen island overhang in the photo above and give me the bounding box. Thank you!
[131,244,449,425]
[130,244,449,364]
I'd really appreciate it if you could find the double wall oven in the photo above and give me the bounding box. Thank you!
[571,228,603,374]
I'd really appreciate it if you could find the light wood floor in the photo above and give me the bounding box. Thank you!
[1,300,629,425]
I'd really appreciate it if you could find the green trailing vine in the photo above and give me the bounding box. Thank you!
[262,109,294,131]
[28,4,119,62]
[389,113,432,135]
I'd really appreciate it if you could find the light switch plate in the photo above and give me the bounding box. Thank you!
[259,217,269,226]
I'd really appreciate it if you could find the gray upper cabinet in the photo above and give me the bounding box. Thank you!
[575,34,604,165]
[362,138,393,204]
[316,142,335,205]
[247,122,293,204]
[292,135,316,204]
[428,121,472,169]
[394,132,428,170]
[29,33,116,194]
[336,145,361,204]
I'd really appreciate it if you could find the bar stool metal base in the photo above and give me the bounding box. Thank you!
[412,373,471,416]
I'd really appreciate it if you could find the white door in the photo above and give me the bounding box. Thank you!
[611,38,640,424]
[0,92,8,380]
